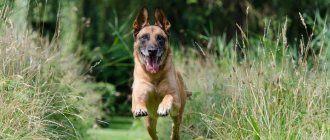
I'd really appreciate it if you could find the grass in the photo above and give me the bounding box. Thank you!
[87,117,149,140]
[180,55,330,139]
[88,129,147,140]
[175,16,330,139]
[87,116,173,140]
[0,4,96,139]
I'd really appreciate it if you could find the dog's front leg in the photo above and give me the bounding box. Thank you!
[132,82,152,117]
[157,94,174,117]
[132,96,148,117]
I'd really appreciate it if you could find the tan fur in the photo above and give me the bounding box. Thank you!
[131,8,187,140]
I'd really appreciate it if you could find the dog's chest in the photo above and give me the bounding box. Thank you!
[151,78,174,95]
[149,82,166,96]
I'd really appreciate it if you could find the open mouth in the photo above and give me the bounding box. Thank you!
[140,48,163,74]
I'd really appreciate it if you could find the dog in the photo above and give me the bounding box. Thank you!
[131,7,187,140]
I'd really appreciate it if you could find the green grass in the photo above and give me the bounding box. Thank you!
[88,129,147,140]
[175,17,330,139]
[179,54,330,139]
[0,3,96,139]
[87,117,149,140]
[87,116,173,140]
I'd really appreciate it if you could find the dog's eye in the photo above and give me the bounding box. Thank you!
[141,34,149,40]
[156,35,165,44]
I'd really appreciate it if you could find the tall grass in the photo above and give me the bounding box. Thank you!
[0,5,95,140]
[178,13,330,139]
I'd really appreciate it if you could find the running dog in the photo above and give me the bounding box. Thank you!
[131,7,187,140]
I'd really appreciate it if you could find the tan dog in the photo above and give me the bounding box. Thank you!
[131,8,187,140]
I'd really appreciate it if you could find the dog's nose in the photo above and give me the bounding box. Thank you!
[147,47,157,54]
[148,49,157,54]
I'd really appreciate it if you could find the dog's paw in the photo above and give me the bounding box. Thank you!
[133,108,148,117]
[157,104,171,117]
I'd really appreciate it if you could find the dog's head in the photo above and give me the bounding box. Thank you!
[133,8,171,74]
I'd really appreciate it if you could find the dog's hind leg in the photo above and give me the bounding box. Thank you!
[145,116,158,140]
[170,115,182,140]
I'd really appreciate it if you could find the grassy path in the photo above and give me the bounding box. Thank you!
[87,116,150,140]
[87,116,172,140]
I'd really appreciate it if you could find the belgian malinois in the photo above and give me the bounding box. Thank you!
[131,8,187,140]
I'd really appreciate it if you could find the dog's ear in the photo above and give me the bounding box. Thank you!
[154,8,171,36]
[133,7,150,37]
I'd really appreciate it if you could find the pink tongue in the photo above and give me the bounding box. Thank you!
[146,58,159,73]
